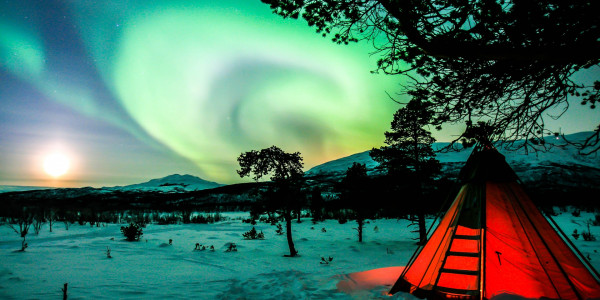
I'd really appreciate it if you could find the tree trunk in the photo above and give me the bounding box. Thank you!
[297,209,301,223]
[62,283,68,300]
[416,181,427,245]
[284,211,297,257]
[417,211,427,245]
[357,218,364,243]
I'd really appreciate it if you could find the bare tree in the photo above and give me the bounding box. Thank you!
[8,210,34,251]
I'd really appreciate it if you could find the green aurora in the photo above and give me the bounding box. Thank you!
[1,0,402,184]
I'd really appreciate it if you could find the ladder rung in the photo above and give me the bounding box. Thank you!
[448,251,480,257]
[434,286,479,295]
[440,268,479,276]
[453,234,480,240]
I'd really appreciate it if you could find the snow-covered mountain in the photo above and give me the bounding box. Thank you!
[0,185,52,193]
[0,174,223,194]
[306,132,600,188]
[109,174,223,193]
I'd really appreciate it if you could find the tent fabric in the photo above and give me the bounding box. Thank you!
[389,148,600,299]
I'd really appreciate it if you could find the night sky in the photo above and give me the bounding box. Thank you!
[1,1,597,187]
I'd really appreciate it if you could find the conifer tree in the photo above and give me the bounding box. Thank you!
[339,162,372,242]
[371,99,441,244]
[237,146,304,257]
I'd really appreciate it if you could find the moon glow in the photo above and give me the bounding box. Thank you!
[43,153,70,178]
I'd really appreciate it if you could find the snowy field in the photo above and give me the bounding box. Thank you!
[1,210,598,300]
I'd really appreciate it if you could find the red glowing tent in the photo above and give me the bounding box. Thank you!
[389,146,600,299]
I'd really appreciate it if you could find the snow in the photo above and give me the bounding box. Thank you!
[108,174,224,193]
[1,210,598,299]
[307,132,600,178]
[0,186,52,193]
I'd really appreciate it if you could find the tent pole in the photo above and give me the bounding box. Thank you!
[507,186,581,299]
[480,184,486,300]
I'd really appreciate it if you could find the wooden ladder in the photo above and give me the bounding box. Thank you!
[432,230,482,296]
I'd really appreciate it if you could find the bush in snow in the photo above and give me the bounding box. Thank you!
[275,223,284,235]
[582,231,596,241]
[194,243,212,251]
[190,213,225,224]
[120,223,143,241]
[320,256,333,265]
[157,214,179,225]
[225,243,237,252]
[242,227,265,240]
[571,210,581,217]
[572,229,580,240]
[582,220,596,241]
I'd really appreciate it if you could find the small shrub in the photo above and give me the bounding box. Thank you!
[572,229,580,240]
[275,223,284,235]
[320,256,333,265]
[338,218,347,224]
[225,243,237,252]
[594,214,600,226]
[120,223,143,241]
[582,231,596,241]
[571,210,581,217]
[242,227,264,240]
[321,227,327,233]
[157,214,178,225]
[106,247,112,258]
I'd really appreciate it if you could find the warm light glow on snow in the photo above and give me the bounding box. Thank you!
[43,153,70,178]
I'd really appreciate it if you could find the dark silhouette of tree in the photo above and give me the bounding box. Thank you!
[7,207,33,251]
[261,0,600,153]
[339,162,374,242]
[308,187,325,222]
[371,99,441,244]
[237,146,304,257]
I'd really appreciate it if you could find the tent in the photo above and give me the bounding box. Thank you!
[389,145,600,299]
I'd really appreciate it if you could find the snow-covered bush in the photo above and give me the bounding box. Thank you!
[242,227,264,240]
[120,223,143,241]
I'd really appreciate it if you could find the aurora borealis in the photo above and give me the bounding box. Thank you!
[0,0,400,186]
[1,1,597,187]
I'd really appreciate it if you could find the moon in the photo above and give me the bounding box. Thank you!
[43,153,70,178]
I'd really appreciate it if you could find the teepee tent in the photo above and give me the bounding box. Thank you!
[389,145,600,299]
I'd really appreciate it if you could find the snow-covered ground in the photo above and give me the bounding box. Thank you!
[1,210,598,299]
